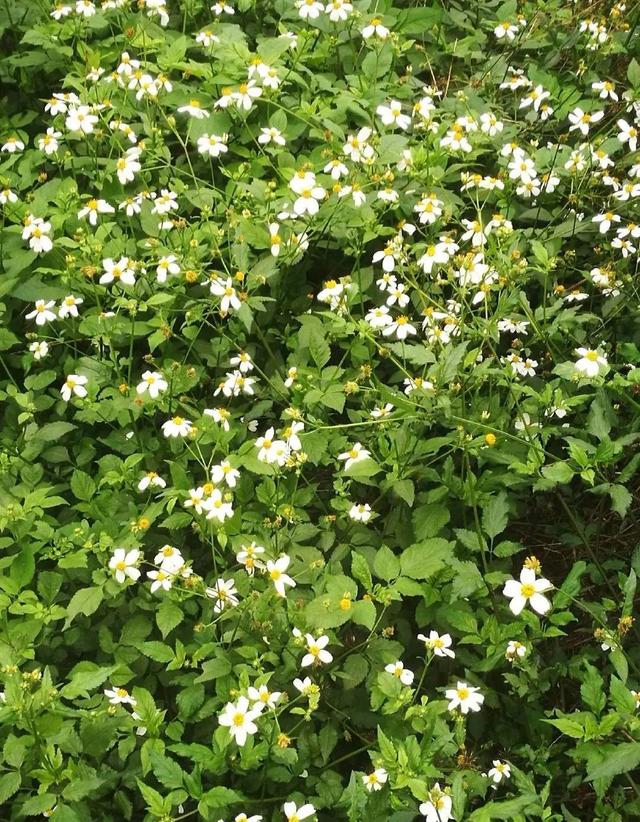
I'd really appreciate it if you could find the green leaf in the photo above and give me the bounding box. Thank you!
[62,664,116,698]
[400,538,451,580]
[482,492,509,540]
[156,601,184,638]
[65,586,103,628]
[140,641,175,663]
[150,751,184,790]
[587,743,640,781]
[351,553,372,592]
[580,662,605,715]
[70,469,96,501]
[351,599,376,630]
[373,545,400,581]
[0,772,21,805]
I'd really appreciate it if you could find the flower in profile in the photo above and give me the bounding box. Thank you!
[301,634,332,667]
[108,548,141,583]
[218,696,264,746]
[418,630,455,658]
[267,556,296,597]
[384,661,414,685]
[283,802,315,821]
[162,416,193,438]
[503,566,552,615]
[445,681,484,713]
[362,767,388,792]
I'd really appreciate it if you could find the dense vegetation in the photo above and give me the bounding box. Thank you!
[1,0,640,819]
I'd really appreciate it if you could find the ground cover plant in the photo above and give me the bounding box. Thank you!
[0,0,640,819]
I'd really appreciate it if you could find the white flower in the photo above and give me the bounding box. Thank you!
[78,198,115,226]
[184,487,206,514]
[255,427,289,465]
[349,503,372,522]
[204,407,231,431]
[382,316,417,340]
[506,640,527,660]
[0,188,17,204]
[177,99,210,119]
[418,242,451,274]
[297,0,323,19]
[58,295,83,319]
[503,567,553,615]
[29,341,49,360]
[197,133,228,157]
[116,148,142,184]
[258,127,285,146]
[26,299,56,326]
[617,119,638,152]
[211,460,240,488]
[236,542,265,575]
[445,681,484,713]
[100,257,136,286]
[151,189,178,215]
[196,29,220,47]
[247,685,281,711]
[60,374,88,402]
[232,81,262,111]
[592,211,620,233]
[384,661,414,685]
[210,277,242,313]
[289,171,325,216]
[293,676,314,695]
[592,80,618,101]
[418,630,455,659]
[147,569,173,593]
[108,548,141,584]
[104,685,136,705]
[419,784,452,822]
[574,347,608,378]
[137,371,168,399]
[153,255,179,283]
[230,352,253,373]
[343,127,374,163]
[362,17,389,39]
[206,578,239,612]
[1,136,24,153]
[488,760,511,784]
[325,0,352,22]
[362,767,388,792]
[338,442,370,469]
[267,556,296,597]
[162,416,193,437]
[22,218,53,254]
[138,472,166,492]
[38,128,61,155]
[323,158,349,179]
[376,100,411,130]
[494,20,520,40]
[301,634,332,667]
[218,696,264,746]
[202,488,234,522]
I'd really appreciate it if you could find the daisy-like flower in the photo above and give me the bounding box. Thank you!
[136,371,168,399]
[382,316,417,340]
[60,374,88,402]
[147,569,173,593]
[230,352,253,373]
[211,460,240,487]
[593,211,620,233]
[38,128,62,155]
[376,100,411,130]
[204,407,231,431]
[445,681,484,713]
[289,170,326,216]
[301,633,332,667]
[58,295,83,319]
[349,503,372,522]
[156,255,180,283]
[488,760,511,784]
[362,767,388,792]
[29,341,49,360]
[26,300,56,326]
[177,99,210,119]
[210,277,242,313]
[233,81,262,111]
[161,416,193,437]
[258,127,286,146]
[78,198,115,226]
[203,488,234,522]
[1,136,24,153]
[247,684,281,710]
[104,685,136,705]
[184,487,206,514]
[267,556,296,597]
[362,17,389,39]
[138,472,166,492]
[197,133,228,157]
[65,106,98,134]
[505,640,527,661]
[218,696,264,746]
[297,0,323,19]
[617,119,638,152]
[419,783,452,822]
[384,661,414,685]
[574,347,608,378]
[418,242,451,274]
[108,548,141,583]
[592,80,617,101]
[418,630,455,658]
[337,442,370,469]
[494,19,520,40]
[283,803,315,821]
[23,219,53,254]
[503,566,553,615]
[100,257,136,286]
[255,427,289,465]
[325,0,352,22]
[206,578,239,612]
[236,542,265,575]
[116,148,142,184]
